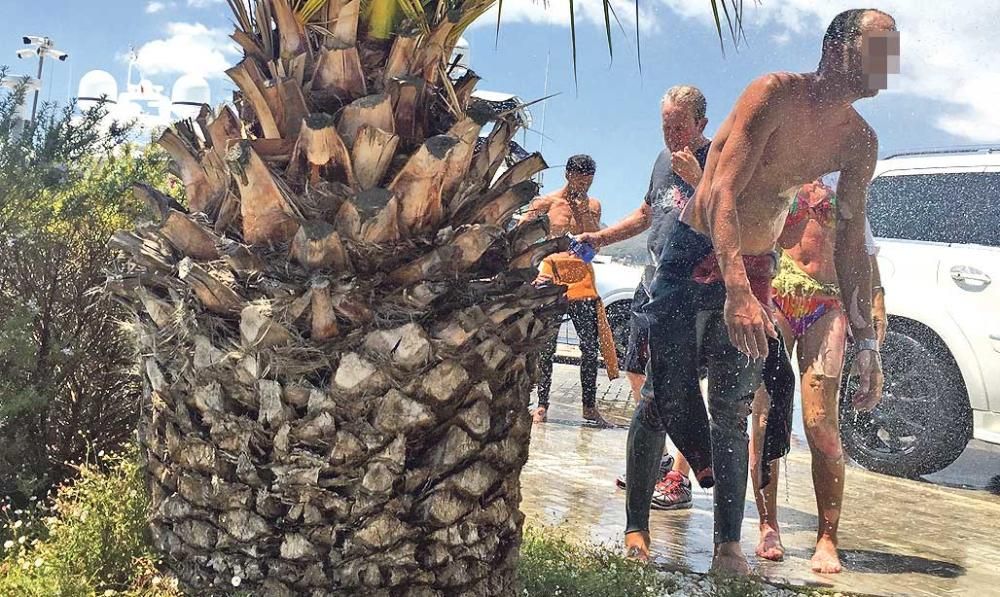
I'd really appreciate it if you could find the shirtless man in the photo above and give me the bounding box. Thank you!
[521,155,610,426]
[624,9,897,574]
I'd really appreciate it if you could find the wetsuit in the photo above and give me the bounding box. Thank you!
[627,220,778,545]
[537,299,600,410]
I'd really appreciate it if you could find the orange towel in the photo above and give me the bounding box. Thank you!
[538,252,599,301]
[539,253,619,380]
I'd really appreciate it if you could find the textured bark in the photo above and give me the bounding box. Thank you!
[110,4,566,595]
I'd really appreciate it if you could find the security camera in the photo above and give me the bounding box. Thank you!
[41,48,69,61]
[16,48,37,59]
[22,36,50,46]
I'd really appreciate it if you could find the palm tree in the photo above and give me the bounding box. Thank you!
[109,0,743,594]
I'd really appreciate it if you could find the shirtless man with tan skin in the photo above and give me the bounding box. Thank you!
[624,9,897,575]
[521,155,611,427]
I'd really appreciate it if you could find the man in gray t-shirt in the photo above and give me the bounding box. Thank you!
[577,85,712,509]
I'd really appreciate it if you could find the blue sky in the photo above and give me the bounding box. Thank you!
[3,0,998,223]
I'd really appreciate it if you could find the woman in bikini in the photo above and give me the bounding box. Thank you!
[749,172,886,574]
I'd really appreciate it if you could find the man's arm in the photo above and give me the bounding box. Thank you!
[704,76,783,356]
[834,131,878,345]
[705,77,782,289]
[565,196,601,233]
[518,197,551,226]
[581,204,653,248]
[836,125,882,410]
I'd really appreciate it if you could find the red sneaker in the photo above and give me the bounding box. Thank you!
[615,455,675,490]
[651,470,692,510]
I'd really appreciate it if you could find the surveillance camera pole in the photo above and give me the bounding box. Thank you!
[18,36,68,123]
[29,52,44,122]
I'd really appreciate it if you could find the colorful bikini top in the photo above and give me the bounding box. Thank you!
[784,179,838,229]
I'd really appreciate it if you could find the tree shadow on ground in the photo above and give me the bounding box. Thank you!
[839,549,966,578]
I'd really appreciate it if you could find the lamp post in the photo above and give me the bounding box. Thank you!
[17,36,69,122]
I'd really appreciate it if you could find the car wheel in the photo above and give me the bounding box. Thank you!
[840,329,972,478]
[605,301,633,363]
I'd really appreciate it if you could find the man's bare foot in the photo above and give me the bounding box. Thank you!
[810,536,842,574]
[531,407,548,423]
[711,542,751,576]
[582,406,613,428]
[624,531,650,562]
[755,524,785,562]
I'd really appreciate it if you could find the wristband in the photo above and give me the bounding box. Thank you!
[872,286,885,296]
[857,338,879,353]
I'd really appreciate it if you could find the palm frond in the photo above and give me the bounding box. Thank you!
[602,0,613,61]
[293,0,329,21]
[396,0,431,34]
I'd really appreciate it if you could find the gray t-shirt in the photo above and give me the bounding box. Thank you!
[640,143,711,292]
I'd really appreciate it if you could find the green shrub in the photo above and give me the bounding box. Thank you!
[0,69,171,505]
[0,448,180,596]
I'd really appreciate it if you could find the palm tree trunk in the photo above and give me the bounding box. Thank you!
[110,1,744,593]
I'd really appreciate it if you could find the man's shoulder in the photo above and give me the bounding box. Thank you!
[841,109,879,160]
[846,109,878,143]
[743,72,800,100]
[532,193,560,207]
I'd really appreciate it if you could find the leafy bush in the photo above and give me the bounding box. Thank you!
[0,68,171,504]
[0,448,180,596]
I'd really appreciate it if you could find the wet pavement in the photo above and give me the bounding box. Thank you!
[520,363,1000,596]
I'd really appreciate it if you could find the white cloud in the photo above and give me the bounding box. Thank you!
[187,0,224,6]
[650,0,1000,142]
[146,1,167,14]
[472,0,658,35]
[130,22,239,80]
[473,1,1000,141]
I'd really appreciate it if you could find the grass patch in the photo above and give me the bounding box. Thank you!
[518,527,678,596]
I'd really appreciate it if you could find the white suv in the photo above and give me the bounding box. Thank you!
[840,147,1000,477]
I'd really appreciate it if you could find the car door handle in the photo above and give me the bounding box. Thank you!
[950,269,991,285]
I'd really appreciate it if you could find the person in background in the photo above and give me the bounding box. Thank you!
[523,155,617,427]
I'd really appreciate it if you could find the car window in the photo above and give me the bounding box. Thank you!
[867,171,1000,247]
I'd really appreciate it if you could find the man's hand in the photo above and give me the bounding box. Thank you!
[574,231,602,249]
[672,146,703,187]
[532,272,553,287]
[723,289,777,359]
[852,349,884,411]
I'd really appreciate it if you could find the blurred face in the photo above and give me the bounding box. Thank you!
[661,102,707,152]
[838,12,899,97]
[860,28,900,95]
[566,171,594,195]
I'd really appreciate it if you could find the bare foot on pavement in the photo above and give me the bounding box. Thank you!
[711,542,751,576]
[756,524,785,562]
[810,536,843,574]
[624,531,651,563]
[531,407,548,423]
[582,406,613,428]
